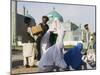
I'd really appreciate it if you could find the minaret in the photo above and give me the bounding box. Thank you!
[26,10,28,15]
[23,6,29,16]
[23,6,25,16]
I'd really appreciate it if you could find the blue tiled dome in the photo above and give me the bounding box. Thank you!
[47,8,63,22]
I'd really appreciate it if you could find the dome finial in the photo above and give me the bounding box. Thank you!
[53,7,55,10]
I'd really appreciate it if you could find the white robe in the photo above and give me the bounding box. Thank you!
[23,43,35,66]
[23,43,33,57]
[38,28,67,70]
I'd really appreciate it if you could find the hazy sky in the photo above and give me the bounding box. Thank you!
[16,1,96,32]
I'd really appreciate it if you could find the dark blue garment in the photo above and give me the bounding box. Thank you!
[64,43,83,70]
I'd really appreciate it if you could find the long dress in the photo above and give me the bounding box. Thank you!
[40,30,51,56]
[38,28,67,72]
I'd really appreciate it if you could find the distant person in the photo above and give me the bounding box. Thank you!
[88,32,96,50]
[82,24,91,54]
[36,16,49,60]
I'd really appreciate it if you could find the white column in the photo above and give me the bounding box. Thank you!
[11,0,17,46]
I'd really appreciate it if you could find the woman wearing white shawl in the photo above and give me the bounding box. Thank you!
[40,17,65,56]
[38,18,67,72]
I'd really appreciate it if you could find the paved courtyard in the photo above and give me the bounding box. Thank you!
[11,50,96,74]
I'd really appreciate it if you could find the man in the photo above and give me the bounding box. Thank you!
[82,24,91,54]
[36,16,49,60]
[88,33,96,50]
[39,16,49,36]
[22,17,35,68]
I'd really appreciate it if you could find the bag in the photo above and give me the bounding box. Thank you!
[31,25,43,35]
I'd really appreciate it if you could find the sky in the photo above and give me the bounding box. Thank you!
[16,1,96,32]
